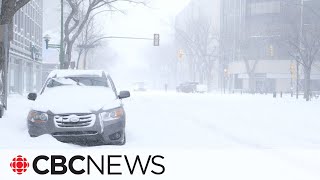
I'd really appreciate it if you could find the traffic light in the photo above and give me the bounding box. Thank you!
[178,49,184,60]
[269,45,274,57]
[154,34,160,46]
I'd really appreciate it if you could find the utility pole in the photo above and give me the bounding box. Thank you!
[59,0,64,69]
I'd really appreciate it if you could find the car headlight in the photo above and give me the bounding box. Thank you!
[27,111,48,123]
[100,108,124,121]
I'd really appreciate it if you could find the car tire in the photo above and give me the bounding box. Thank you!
[102,131,126,145]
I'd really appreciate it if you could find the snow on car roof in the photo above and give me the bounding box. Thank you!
[48,70,108,78]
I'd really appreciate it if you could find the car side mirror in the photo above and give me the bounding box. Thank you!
[28,93,37,101]
[118,91,130,99]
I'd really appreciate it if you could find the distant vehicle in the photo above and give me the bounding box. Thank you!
[27,70,130,145]
[176,82,198,93]
[196,84,208,93]
[133,82,147,91]
[176,82,208,93]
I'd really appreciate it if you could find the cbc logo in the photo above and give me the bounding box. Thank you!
[10,155,30,175]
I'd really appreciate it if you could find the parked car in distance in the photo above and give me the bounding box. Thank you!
[196,84,208,93]
[27,70,130,145]
[133,82,147,91]
[176,82,208,93]
[176,82,198,93]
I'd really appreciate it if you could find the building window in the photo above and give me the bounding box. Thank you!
[250,1,281,15]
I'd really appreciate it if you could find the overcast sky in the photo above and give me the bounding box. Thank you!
[43,0,191,65]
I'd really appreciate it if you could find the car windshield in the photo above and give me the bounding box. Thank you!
[46,76,109,88]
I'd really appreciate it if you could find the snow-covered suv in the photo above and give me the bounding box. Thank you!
[27,70,130,145]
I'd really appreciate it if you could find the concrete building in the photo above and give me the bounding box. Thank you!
[220,0,320,93]
[175,0,220,90]
[8,0,43,94]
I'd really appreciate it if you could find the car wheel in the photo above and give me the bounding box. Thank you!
[101,131,126,145]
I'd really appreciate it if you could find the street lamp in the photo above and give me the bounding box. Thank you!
[43,34,60,49]
[43,34,51,49]
[43,34,64,69]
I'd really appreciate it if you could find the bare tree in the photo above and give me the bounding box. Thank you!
[0,0,30,68]
[63,0,145,69]
[238,41,259,93]
[283,1,320,101]
[286,26,320,101]
[175,15,219,91]
[75,14,104,69]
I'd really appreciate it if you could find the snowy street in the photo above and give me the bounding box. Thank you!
[2,0,320,179]
[2,92,320,179]
[1,92,320,149]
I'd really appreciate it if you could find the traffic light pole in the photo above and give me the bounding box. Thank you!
[84,35,159,47]
[59,0,65,69]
